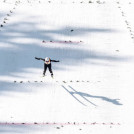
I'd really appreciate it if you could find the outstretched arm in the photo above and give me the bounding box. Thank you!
[51,60,60,62]
[35,57,45,61]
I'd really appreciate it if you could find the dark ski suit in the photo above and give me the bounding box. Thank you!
[35,57,59,76]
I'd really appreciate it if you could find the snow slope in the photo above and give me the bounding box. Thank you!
[0,0,134,133]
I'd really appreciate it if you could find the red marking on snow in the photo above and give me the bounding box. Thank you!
[42,41,83,44]
[0,122,121,126]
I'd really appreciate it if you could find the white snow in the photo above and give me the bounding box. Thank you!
[0,0,134,133]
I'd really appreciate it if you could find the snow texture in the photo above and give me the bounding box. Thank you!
[0,0,134,133]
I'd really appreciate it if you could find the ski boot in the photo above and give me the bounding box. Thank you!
[43,72,45,77]
[51,74,53,78]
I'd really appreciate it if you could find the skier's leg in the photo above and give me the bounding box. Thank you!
[43,64,47,75]
[48,64,53,76]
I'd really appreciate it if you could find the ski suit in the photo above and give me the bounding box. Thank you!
[35,57,59,76]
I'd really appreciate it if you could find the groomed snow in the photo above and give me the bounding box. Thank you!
[0,0,134,133]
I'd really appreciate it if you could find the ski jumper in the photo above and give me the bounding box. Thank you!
[35,57,59,76]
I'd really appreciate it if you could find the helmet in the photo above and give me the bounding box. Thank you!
[45,57,49,62]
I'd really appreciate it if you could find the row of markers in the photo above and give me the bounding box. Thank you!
[42,29,83,44]
[0,1,20,30]
[0,122,120,126]
[13,80,101,83]
[117,2,134,41]
[42,40,83,44]
[24,0,105,4]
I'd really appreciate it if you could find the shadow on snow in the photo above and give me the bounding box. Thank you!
[62,85,122,106]
[0,21,132,76]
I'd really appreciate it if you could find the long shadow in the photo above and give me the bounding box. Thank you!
[0,80,53,95]
[0,15,133,95]
[62,85,122,106]
[0,124,50,133]
[0,20,132,77]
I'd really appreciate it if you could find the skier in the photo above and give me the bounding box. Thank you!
[35,57,60,77]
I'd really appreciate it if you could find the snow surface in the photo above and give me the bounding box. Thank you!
[0,0,134,133]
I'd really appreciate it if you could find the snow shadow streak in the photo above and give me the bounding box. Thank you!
[0,20,132,78]
[0,124,50,133]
